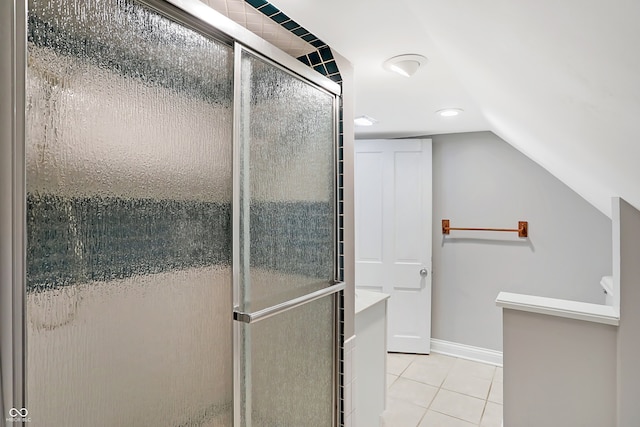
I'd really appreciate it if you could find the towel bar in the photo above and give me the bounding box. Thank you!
[442,219,528,237]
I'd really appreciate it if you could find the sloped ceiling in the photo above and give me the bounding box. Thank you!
[268,0,640,217]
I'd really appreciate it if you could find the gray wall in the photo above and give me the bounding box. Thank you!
[615,198,640,426]
[503,309,617,427]
[431,131,612,351]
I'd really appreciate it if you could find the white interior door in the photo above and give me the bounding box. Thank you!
[355,139,432,353]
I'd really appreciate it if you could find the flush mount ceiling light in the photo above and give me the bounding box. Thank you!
[354,115,378,126]
[436,108,464,117]
[383,54,428,77]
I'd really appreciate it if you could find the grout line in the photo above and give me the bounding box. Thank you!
[479,399,489,426]
[388,353,503,427]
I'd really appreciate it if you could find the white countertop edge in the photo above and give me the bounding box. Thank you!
[496,292,620,326]
[355,289,390,314]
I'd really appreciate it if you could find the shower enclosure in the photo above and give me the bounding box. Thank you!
[0,0,342,426]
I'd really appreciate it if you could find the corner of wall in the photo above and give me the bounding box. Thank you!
[615,196,640,426]
[611,197,621,311]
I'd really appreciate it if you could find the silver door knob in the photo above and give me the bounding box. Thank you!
[420,268,429,278]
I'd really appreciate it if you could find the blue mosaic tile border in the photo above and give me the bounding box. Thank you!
[244,0,342,84]
[337,105,345,427]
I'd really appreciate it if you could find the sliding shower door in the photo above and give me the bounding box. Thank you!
[4,0,342,426]
[25,0,233,425]
[234,48,340,427]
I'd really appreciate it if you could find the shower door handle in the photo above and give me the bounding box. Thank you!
[233,282,345,324]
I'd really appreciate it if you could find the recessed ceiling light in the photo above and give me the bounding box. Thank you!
[383,54,428,77]
[437,108,464,117]
[354,115,378,126]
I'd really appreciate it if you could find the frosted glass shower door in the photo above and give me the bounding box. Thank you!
[25,1,233,426]
[234,48,341,427]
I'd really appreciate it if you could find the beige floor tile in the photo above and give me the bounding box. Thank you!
[387,373,398,389]
[412,353,457,370]
[488,380,503,404]
[430,389,486,424]
[402,359,450,387]
[381,396,427,427]
[389,352,418,362]
[387,353,416,376]
[480,401,503,427]
[418,410,477,427]
[442,373,492,399]
[388,377,439,408]
[385,353,503,427]
[448,358,496,381]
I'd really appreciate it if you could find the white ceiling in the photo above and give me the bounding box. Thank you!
[269,0,490,138]
[268,0,640,217]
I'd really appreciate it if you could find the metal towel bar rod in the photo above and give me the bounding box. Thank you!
[233,282,345,324]
[442,219,528,238]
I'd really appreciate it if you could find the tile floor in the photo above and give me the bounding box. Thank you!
[382,352,503,427]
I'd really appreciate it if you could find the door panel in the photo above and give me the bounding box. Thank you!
[235,47,337,427]
[237,49,336,313]
[355,139,432,353]
[25,1,234,425]
[392,148,429,291]
[394,151,423,262]
[241,296,335,426]
[354,151,385,286]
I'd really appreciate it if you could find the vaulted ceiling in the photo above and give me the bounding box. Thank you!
[267,0,640,217]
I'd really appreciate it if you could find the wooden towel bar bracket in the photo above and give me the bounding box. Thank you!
[442,219,528,238]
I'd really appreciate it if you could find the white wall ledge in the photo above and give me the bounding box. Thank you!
[496,291,619,326]
[355,289,390,314]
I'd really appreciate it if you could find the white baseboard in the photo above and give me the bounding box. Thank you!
[431,338,503,367]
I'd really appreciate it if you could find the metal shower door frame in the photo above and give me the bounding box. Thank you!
[1,0,28,419]
[0,0,342,424]
[231,42,343,427]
